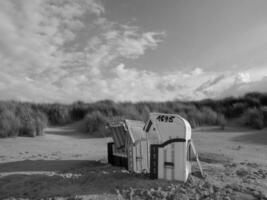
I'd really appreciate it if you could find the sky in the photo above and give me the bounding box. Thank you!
[0,0,266,103]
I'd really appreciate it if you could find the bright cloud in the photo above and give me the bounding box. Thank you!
[191,68,203,76]
[235,72,251,83]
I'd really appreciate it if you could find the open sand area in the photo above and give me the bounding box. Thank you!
[0,124,266,199]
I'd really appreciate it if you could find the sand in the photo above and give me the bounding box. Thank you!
[193,126,267,165]
[0,125,110,163]
[0,124,266,199]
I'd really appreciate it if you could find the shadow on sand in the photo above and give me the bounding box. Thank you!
[0,159,170,199]
[0,159,104,172]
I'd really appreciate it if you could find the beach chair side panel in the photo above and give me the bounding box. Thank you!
[150,139,189,182]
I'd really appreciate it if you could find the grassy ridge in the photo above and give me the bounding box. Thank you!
[0,92,267,138]
[0,102,47,137]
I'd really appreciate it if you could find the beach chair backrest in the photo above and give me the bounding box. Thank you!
[109,123,127,150]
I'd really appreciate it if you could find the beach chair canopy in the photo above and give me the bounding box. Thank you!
[144,113,191,143]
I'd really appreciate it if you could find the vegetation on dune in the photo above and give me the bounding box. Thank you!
[0,109,21,137]
[84,111,109,137]
[242,108,265,129]
[0,102,48,138]
[0,92,267,138]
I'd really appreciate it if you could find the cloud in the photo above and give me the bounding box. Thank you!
[105,64,188,101]
[215,66,267,98]
[83,22,164,73]
[0,0,166,102]
[235,72,251,83]
[86,64,218,102]
[222,76,267,98]
[191,67,203,76]
[195,74,226,93]
[0,0,265,103]
[0,0,104,75]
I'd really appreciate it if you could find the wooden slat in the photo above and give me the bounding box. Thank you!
[163,148,167,179]
[171,143,175,180]
[110,125,126,149]
[158,148,164,179]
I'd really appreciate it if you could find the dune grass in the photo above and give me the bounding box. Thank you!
[0,92,267,137]
[0,102,47,137]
